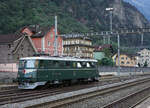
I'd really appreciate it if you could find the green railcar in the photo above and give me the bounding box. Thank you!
[17,56,99,89]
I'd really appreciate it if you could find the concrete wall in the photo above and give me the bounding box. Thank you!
[98,66,150,76]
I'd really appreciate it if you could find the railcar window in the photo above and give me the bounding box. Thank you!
[35,60,39,68]
[82,62,86,68]
[19,60,25,68]
[91,62,96,68]
[86,62,91,68]
[73,62,76,68]
[66,61,70,66]
[47,60,53,68]
[26,60,38,68]
[77,62,82,68]
[53,61,59,67]
[65,61,71,68]
[60,61,65,67]
[39,60,45,68]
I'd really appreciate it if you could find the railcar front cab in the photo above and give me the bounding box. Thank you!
[17,59,46,89]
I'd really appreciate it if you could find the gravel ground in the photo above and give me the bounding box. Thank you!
[2,76,150,108]
[59,80,150,108]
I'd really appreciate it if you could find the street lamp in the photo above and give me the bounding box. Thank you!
[106,8,114,44]
[117,33,120,76]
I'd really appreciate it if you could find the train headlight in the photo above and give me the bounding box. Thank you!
[23,69,26,74]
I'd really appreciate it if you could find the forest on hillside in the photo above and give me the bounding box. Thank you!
[0,0,149,49]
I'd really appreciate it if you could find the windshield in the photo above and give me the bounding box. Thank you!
[19,60,39,68]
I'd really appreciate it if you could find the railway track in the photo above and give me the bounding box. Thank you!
[0,75,150,108]
[28,76,150,108]
[102,85,150,108]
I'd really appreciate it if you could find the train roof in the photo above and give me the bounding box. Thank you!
[20,56,98,62]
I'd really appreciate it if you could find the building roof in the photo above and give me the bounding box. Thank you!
[63,44,94,48]
[114,53,139,58]
[94,44,111,52]
[137,48,150,52]
[0,32,23,44]
[25,25,51,38]
[63,34,91,41]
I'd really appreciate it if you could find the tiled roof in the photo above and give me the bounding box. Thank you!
[115,53,139,58]
[27,25,51,38]
[94,44,111,51]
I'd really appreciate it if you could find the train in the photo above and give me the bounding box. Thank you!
[17,56,99,89]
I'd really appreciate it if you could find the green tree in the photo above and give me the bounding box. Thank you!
[98,57,114,66]
[143,61,148,67]
[102,48,112,58]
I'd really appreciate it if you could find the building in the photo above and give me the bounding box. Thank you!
[93,44,113,60]
[137,48,150,67]
[0,33,37,72]
[63,35,94,58]
[21,25,63,56]
[112,53,138,67]
[93,52,105,60]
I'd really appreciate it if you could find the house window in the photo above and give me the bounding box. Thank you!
[48,41,50,46]
[76,40,79,44]
[121,57,124,60]
[50,33,53,38]
[121,61,124,64]
[86,62,91,67]
[77,62,82,68]
[127,61,130,64]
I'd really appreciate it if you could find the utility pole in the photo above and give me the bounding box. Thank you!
[103,36,106,44]
[54,15,58,56]
[110,10,113,33]
[117,33,120,76]
[141,33,144,46]
[106,8,113,44]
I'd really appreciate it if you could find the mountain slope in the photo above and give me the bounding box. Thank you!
[0,0,150,47]
[0,0,148,34]
[123,0,150,22]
